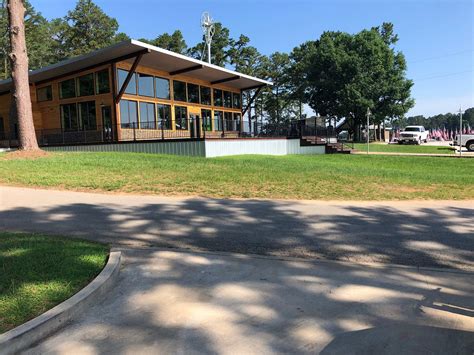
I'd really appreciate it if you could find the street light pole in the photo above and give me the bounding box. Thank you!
[366,108,371,155]
[459,107,463,157]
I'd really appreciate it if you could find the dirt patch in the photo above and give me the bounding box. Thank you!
[2,149,51,160]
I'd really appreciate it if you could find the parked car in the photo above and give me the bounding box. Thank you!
[451,134,474,152]
[398,126,428,144]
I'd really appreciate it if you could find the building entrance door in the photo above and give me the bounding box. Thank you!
[189,114,201,139]
[101,106,113,142]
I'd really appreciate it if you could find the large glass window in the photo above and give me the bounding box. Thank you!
[173,80,186,102]
[187,83,199,104]
[155,77,170,99]
[60,103,78,131]
[201,109,212,131]
[232,93,241,109]
[78,101,96,130]
[233,113,242,131]
[139,102,156,129]
[96,69,110,94]
[224,111,233,130]
[200,86,211,105]
[119,100,138,128]
[138,73,154,97]
[223,91,232,108]
[37,86,52,102]
[157,104,171,130]
[213,89,223,107]
[214,110,223,131]
[59,78,76,99]
[174,106,188,130]
[78,73,95,97]
[117,69,137,95]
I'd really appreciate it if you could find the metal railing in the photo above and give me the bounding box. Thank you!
[1,118,340,147]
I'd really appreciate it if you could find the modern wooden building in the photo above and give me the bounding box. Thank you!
[0,39,272,147]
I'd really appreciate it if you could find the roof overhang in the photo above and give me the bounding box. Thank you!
[0,39,272,93]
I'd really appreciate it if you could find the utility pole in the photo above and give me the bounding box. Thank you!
[366,108,371,155]
[459,107,463,157]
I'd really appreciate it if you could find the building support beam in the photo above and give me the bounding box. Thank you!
[169,64,203,76]
[115,52,146,104]
[211,75,240,85]
[241,86,263,117]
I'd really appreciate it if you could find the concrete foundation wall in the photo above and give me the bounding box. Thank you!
[205,139,325,157]
[43,139,326,157]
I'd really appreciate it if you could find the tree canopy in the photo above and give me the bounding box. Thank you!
[139,30,187,54]
[289,23,414,134]
[3,1,462,131]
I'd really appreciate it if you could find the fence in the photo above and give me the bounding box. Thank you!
[1,118,338,147]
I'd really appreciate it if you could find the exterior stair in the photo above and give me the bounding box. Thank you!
[300,136,352,154]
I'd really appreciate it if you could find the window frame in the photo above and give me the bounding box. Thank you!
[119,99,138,129]
[138,73,155,97]
[139,101,156,129]
[155,76,170,100]
[157,103,172,130]
[214,110,223,131]
[117,69,137,95]
[223,91,232,108]
[95,69,110,94]
[201,109,212,131]
[187,83,200,104]
[232,92,241,109]
[78,101,97,130]
[37,85,53,102]
[59,78,77,99]
[213,89,223,107]
[77,73,95,97]
[200,86,211,106]
[173,80,187,102]
[174,105,188,130]
[60,103,79,131]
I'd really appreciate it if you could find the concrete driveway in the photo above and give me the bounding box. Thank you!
[24,249,474,354]
[1,186,473,353]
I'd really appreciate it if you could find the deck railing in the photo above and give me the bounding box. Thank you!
[0,118,338,147]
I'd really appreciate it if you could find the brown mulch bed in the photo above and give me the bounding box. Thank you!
[2,149,51,160]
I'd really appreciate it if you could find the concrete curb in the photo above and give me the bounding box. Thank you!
[0,251,121,355]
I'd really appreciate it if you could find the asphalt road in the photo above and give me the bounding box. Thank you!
[1,186,473,271]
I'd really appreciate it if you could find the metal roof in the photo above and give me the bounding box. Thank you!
[0,39,272,93]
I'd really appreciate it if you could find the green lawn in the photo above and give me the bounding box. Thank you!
[0,151,472,200]
[0,233,108,333]
[353,142,455,154]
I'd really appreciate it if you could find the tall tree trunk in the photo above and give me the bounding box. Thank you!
[7,0,39,150]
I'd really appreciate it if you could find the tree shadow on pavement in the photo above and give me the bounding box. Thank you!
[2,196,473,353]
[1,198,473,270]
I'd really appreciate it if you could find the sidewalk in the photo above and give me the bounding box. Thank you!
[352,150,474,157]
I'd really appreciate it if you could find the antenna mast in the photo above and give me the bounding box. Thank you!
[201,12,215,64]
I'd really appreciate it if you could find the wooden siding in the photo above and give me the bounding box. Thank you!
[0,58,244,144]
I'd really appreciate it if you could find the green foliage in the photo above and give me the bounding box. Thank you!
[290,23,414,132]
[0,1,56,79]
[188,22,232,66]
[140,30,187,54]
[55,0,120,57]
[0,152,472,200]
[0,232,107,333]
[394,107,474,130]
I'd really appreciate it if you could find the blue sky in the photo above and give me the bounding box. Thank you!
[32,0,473,117]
